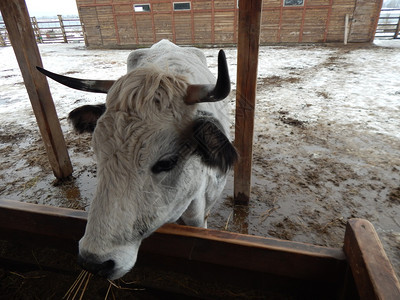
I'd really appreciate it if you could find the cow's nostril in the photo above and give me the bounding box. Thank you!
[98,259,115,276]
[77,254,115,278]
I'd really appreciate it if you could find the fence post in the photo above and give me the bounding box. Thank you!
[31,16,43,43]
[0,0,73,179]
[234,0,263,205]
[0,31,5,46]
[395,15,400,39]
[58,15,68,43]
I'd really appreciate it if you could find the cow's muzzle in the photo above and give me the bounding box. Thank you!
[77,254,115,278]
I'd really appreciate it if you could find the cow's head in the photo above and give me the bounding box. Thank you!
[38,50,237,279]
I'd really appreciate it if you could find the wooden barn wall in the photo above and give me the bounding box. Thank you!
[75,0,383,48]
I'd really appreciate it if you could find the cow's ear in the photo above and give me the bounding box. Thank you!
[191,118,238,172]
[68,104,106,134]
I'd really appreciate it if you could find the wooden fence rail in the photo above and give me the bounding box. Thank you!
[0,14,84,46]
[375,8,400,39]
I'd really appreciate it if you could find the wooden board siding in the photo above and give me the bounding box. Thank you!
[194,13,212,43]
[349,0,383,42]
[96,5,118,46]
[280,9,304,42]
[302,8,330,43]
[154,13,174,41]
[192,0,212,11]
[214,11,235,43]
[75,0,383,48]
[135,13,154,44]
[116,15,136,45]
[325,2,354,42]
[79,6,102,47]
[260,9,281,43]
[264,0,282,8]
[174,12,193,44]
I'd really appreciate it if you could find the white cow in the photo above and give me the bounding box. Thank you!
[38,40,237,280]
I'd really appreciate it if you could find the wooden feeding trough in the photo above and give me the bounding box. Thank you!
[0,199,399,299]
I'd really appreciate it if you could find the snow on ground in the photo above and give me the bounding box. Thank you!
[1,40,400,278]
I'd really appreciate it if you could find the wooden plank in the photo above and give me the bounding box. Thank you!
[349,0,383,43]
[30,16,43,43]
[154,13,173,42]
[234,0,263,205]
[302,8,329,42]
[78,6,103,47]
[395,17,400,39]
[152,2,170,12]
[114,4,132,14]
[308,0,331,5]
[263,0,281,8]
[136,14,155,44]
[174,14,192,44]
[0,0,73,179]
[343,218,400,300]
[0,199,86,252]
[193,0,212,10]
[143,228,346,285]
[116,15,136,44]
[0,31,6,46]
[214,11,235,43]
[0,199,346,283]
[260,8,280,42]
[371,0,384,41]
[214,0,236,9]
[280,9,303,42]
[57,15,68,43]
[76,0,95,4]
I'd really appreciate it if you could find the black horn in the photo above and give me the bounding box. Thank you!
[185,50,230,104]
[36,66,115,94]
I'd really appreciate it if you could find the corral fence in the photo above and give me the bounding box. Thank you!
[1,9,399,46]
[0,15,84,46]
[375,8,400,39]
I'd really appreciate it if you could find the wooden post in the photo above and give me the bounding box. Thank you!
[394,16,400,39]
[371,0,384,42]
[0,0,73,179]
[344,14,350,45]
[234,0,263,205]
[31,16,43,43]
[0,30,6,46]
[344,218,400,300]
[58,14,68,43]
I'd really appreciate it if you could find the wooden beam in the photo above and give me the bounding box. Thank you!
[2,200,399,297]
[371,0,384,42]
[0,0,73,179]
[0,30,5,46]
[0,199,346,284]
[234,0,263,205]
[31,17,43,43]
[394,15,400,39]
[344,218,400,300]
[4,200,400,296]
[57,15,68,43]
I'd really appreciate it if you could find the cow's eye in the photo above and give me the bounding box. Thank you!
[151,155,178,174]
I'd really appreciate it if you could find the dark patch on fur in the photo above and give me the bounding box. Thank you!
[68,104,106,133]
[190,117,238,173]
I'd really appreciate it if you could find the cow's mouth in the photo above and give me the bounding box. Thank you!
[77,254,116,278]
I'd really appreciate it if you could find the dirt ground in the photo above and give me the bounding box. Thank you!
[1,40,400,295]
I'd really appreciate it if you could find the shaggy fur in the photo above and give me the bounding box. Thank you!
[76,40,237,280]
